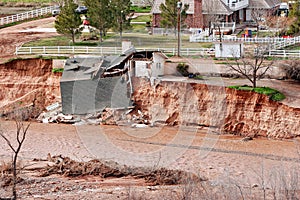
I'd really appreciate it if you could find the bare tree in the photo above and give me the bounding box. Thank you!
[202,0,224,37]
[226,46,274,88]
[251,9,267,37]
[0,120,30,200]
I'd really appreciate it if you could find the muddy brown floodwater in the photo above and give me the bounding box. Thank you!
[1,120,300,199]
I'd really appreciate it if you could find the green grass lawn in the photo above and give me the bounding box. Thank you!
[130,6,151,13]
[131,15,151,22]
[23,31,211,49]
[228,85,286,101]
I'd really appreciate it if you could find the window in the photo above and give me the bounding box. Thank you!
[156,63,161,69]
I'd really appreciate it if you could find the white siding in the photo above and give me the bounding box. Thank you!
[151,52,165,77]
[215,42,244,58]
[135,61,151,77]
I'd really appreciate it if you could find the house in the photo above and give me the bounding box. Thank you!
[245,0,281,21]
[60,42,168,114]
[151,0,204,28]
[151,0,280,29]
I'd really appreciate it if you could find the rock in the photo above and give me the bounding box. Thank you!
[131,123,148,128]
[242,136,253,142]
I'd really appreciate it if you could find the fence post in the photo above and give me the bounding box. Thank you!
[30,47,32,54]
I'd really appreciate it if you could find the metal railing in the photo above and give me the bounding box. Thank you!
[0,6,56,26]
[15,46,215,56]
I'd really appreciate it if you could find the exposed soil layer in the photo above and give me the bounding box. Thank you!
[133,79,300,139]
[0,58,61,117]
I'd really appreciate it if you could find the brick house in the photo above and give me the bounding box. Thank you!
[151,0,281,29]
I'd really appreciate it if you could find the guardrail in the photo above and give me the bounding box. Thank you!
[15,46,215,56]
[0,6,56,26]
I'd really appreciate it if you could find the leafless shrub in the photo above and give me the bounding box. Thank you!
[0,120,30,200]
[283,60,300,81]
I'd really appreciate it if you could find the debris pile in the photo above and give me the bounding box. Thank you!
[39,154,205,186]
[37,104,151,127]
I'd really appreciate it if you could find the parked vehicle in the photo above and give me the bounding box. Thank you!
[75,6,88,14]
[52,6,60,17]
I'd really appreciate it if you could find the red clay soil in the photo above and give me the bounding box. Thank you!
[132,79,300,139]
[0,58,61,117]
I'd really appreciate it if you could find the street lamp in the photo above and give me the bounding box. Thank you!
[177,1,182,57]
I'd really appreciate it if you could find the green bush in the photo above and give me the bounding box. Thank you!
[194,75,204,80]
[176,63,189,77]
[52,68,64,73]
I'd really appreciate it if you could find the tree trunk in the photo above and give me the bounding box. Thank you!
[253,71,257,88]
[71,33,75,44]
[12,154,17,200]
[99,30,103,42]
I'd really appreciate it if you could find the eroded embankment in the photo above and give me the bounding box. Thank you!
[0,58,61,117]
[133,79,300,139]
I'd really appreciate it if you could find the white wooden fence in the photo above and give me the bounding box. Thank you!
[268,50,300,58]
[15,46,215,56]
[268,36,300,50]
[0,6,56,26]
[15,46,300,58]
[191,37,293,44]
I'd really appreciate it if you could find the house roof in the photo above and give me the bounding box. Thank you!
[61,57,114,82]
[151,0,195,14]
[152,0,232,15]
[248,0,281,9]
[202,0,233,15]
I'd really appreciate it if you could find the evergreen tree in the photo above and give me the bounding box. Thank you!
[159,0,189,31]
[287,0,300,35]
[110,0,132,42]
[84,0,114,42]
[54,0,82,43]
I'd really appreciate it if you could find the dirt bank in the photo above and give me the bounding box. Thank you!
[0,58,61,117]
[133,79,300,139]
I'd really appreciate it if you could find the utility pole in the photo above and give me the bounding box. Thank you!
[177,1,182,57]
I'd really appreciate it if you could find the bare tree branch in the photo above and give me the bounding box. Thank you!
[226,45,274,88]
[0,119,30,200]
